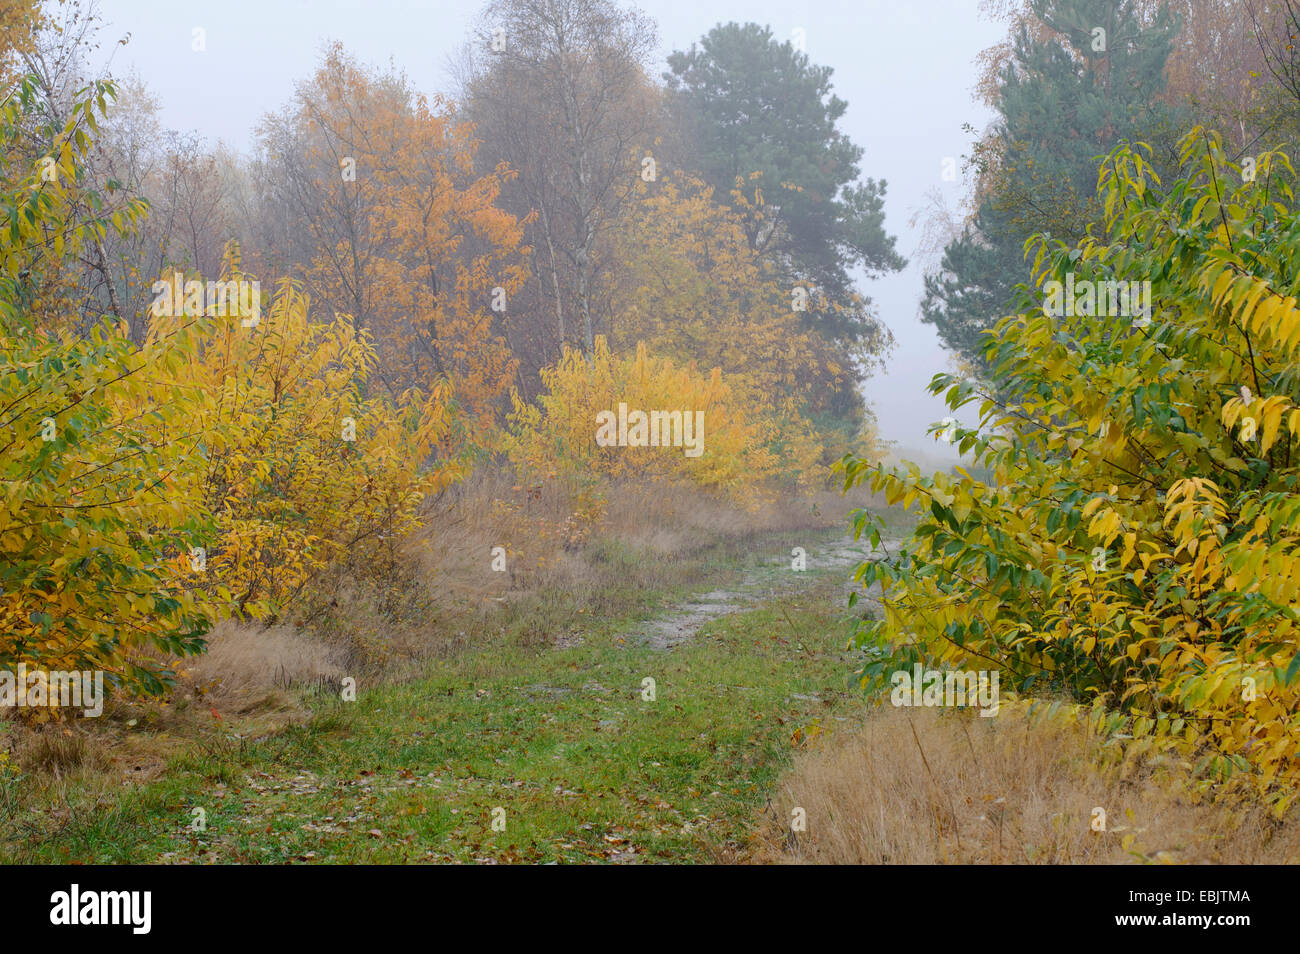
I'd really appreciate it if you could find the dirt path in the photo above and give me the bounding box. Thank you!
[630,533,897,649]
[6,523,909,864]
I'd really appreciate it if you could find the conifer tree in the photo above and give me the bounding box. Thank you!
[923,0,1181,370]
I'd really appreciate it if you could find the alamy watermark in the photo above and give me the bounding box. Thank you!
[50,884,150,934]
[1043,273,1151,324]
[150,272,261,327]
[0,664,104,717]
[595,403,704,457]
[890,665,999,717]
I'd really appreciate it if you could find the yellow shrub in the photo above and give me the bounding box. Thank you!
[843,132,1300,810]
[0,79,210,698]
[504,336,777,497]
[144,249,464,621]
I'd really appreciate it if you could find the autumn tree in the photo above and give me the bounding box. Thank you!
[0,77,214,698]
[1241,0,1300,152]
[505,337,781,498]
[846,131,1300,807]
[602,172,874,461]
[1161,0,1269,154]
[141,249,465,622]
[257,45,528,431]
[62,74,251,344]
[0,0,40,83]
[461,0,659,366]
[13,0,151,333]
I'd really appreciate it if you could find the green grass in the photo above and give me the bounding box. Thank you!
[1,524,889,864]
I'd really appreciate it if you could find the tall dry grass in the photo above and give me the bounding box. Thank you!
[405,469,868,633]
[752,705,1300,864]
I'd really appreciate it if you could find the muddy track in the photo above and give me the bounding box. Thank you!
[630,533,902,650]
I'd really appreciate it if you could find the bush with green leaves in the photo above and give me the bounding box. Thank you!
[843,129,1300,810]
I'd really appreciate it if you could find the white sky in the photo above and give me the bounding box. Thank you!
[94,0,1005,456]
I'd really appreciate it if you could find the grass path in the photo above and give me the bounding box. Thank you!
[4,525,895,864]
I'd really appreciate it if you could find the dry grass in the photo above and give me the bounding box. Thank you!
[14,728,106,777]
[415,470,867,591]
[752,704,1300,864]
[185,620,345,701]
[0,619,343,792]
[404,469,869,634]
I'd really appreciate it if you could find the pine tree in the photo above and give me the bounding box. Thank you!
[665,22,905,357]
[923,0,1182,372]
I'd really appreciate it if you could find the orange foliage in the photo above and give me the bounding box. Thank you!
[271,44,530,433]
